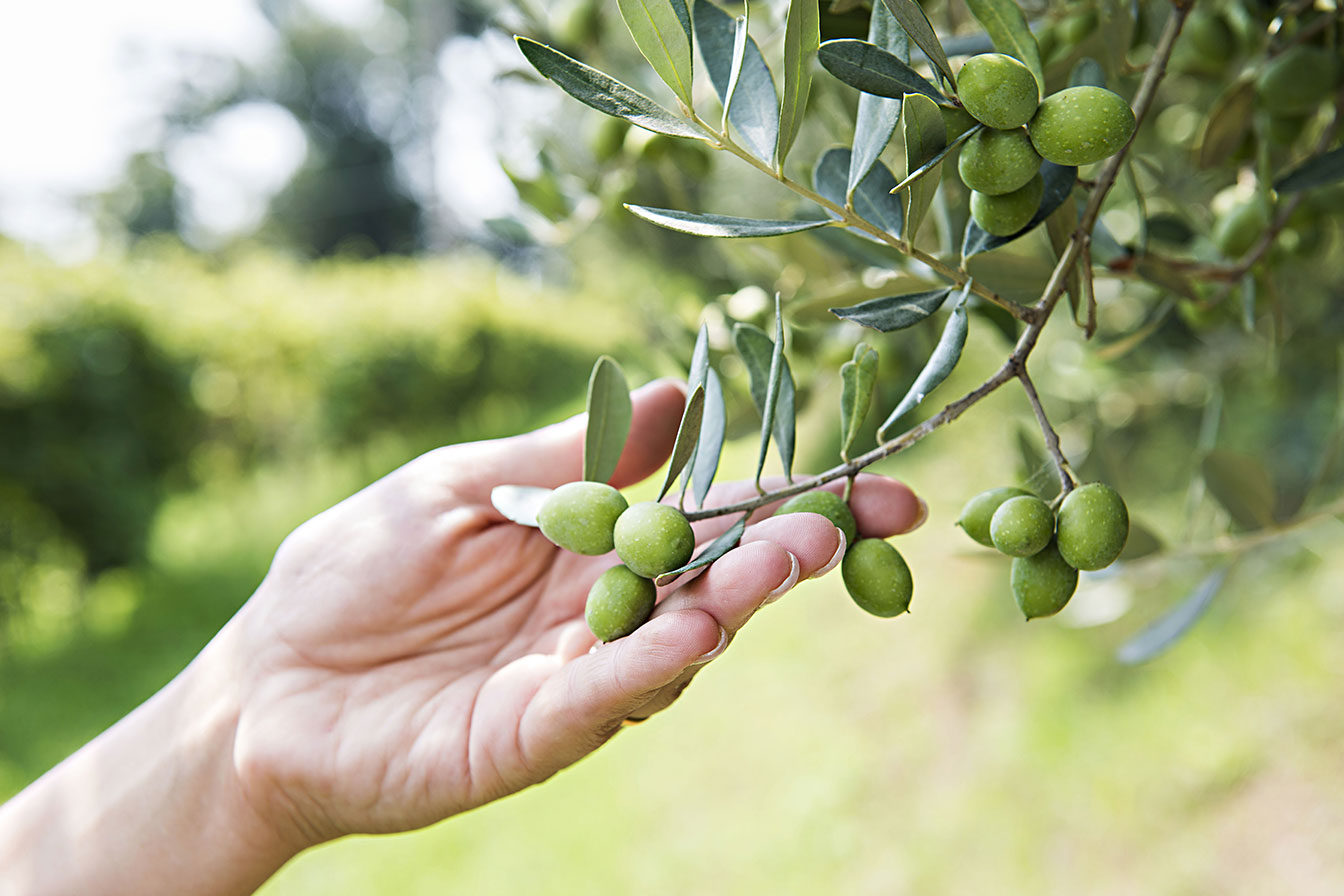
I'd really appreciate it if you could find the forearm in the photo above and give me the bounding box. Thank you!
[0,624,296,896]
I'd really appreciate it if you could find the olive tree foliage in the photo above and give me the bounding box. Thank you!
[498,0,1344,659]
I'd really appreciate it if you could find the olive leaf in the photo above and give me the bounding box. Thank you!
[877,0,955,89]
[658,384,705,501]
[759,294,796,484]
[692,367,727,508]
[1202,450,1277,530]
[817,39,945,103]
[849,0,907,197]
[583,355,633,483]
[1045,198,1082,323]
[877,282,971,439]
[734,315,797,485]
[830,287,951,331]
[813,147,903,240]
[1275,146,1344,193]
[900,92,947,243]
[490,485,551,527]
[777,0,820,168]
[624,205,832,237]
[840,343,879,460]
[679,321,712,503]
[694,0,779,163]
[617,0,694,106]
[654,513,749,585]
[1197,77,1255,170]
[515,38,707,140]
[887,124,978,196]
[962,161,1078,260]
[1116,566,1231,665]
[964,0,1044,98]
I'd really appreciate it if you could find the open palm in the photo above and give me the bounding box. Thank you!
[223,380,923,849]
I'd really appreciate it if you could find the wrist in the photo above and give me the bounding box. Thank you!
[0,620,299,896]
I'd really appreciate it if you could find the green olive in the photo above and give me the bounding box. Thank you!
[537,481,629,555]
[613,502,695,578]
[970,172,1044,237]
[1010,538,1079,620]
[958,127,1042,195]
[1055,482,1128,571]
[941,105,980,140]
[774,490,858,547]
[1212,194,1270,259]
[989,495,1055,558]
[956,53,1040,130]
[1028,86,1136,166]
[840,538,913,617]
[1256,46,1336,115]
[957,486,1031,546]
[585,565,656,641]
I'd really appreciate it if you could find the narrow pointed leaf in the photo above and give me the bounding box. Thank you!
[964,0,1044,98]
[840,343,879,460]
[850,0,907,195]
[878,0,954,89]
[1202,450,1277,530]
[813,148,902,239]
[624,204,830,237]
[1046,198,1082,322]
[695,0,780,162]
[490,485,551,527]
[658,384,705,500]
[583,356,632,483]
[830,287,950,331]
[878,284,971,437]
[723,15,749,128]
[617,0,694,105]
[692,367,727,508]
[1275,145,1344,193]
[962,161,1077,259]
[1117,566,1230,665]
[777,0,820,167]
[888,123,978,195]
[1197,78,1255,170]
[817,39,944,103]
[734,320,797,483]
[762,294,796,482]
[516,38,705,140]
[653,513,749,585]
[679,322,712,501]
[900,92,947,242]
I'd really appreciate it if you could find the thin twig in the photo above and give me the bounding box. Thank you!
[1017,366,1079,498]
[687,111,1034,323]
[686,3,1190,523]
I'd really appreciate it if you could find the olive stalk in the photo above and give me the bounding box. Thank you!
[684,2,1190,523]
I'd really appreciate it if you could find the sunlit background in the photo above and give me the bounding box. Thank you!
[4,0,1344,893]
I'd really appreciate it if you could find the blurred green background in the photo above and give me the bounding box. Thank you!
[4,0,1344,892]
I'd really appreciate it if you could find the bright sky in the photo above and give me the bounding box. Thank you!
[0,0,524,260]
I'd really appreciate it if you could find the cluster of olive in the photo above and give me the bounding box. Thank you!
[538,480,914,641]
[538,481,695,641]
[950,53,1136,236]
[957,482,1129,619]
[772,490,913,618]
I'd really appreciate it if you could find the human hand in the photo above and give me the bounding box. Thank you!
[222,379,925,850]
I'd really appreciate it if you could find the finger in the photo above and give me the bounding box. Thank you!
[518,608,724,773]
[627,532,831,721]
[689,472,926,544]
[447,379,688,502]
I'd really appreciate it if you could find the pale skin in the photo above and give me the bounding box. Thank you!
[0,379,924,895]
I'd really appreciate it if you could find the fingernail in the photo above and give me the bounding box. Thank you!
[691,626,729,665]
[905,498,929,534]
[808,528,848,580]
[761,552,801,605]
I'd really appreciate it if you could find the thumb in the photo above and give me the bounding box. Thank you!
[447,378,688,499]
